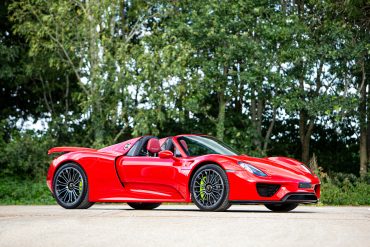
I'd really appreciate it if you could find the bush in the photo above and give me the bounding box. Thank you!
[319,171,370,205]
[0,177,55,205]
[0,130,56,180]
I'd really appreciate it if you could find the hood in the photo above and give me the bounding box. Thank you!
[228,155,315,181]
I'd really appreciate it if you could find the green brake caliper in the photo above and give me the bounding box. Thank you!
[79,180,83,192]
[200,176,207,200]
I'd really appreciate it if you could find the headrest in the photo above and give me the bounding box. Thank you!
[180,140,188,150]
[147,138,161,153]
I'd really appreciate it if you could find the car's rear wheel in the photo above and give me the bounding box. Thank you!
[264,203,298,212]
[53,163,94,209]
[191,164,230,211]
[127,202,161,210]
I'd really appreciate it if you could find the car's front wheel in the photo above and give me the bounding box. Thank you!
[264,203,298,212]
[190,164,231,211]
[127,202,161,210]
[53,163,94,209]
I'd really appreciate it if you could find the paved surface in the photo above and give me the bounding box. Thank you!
[0,205,369,247]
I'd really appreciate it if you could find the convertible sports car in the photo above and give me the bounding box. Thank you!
[47,134,320,212]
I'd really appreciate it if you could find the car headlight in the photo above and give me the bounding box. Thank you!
[238,161,267,177]
[300,164,312,174]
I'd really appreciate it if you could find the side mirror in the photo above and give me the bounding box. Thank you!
[158,150,174,159]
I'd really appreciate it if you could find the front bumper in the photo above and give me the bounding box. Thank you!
[227,170,321,203]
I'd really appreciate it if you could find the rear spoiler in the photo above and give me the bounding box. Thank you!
[48,147,97,155]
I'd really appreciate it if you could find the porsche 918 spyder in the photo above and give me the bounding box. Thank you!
[47,134,320,212]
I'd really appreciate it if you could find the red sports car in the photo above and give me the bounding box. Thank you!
[47,134,320,212]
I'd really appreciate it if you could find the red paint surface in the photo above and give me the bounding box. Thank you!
[47,135,320,203]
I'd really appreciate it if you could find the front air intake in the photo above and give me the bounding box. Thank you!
[256,183,280,197]
[284,193,318,203]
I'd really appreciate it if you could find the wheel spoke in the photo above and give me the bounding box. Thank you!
[65,169,70,181]
[61,191,68,202]
[57,187,67,194]
[63,171,70,183]
[73,176,80,185]
[57,180,67,186]
[69,191,74,203]
[205,171,210,183]
[71,170,77,183]
[209,172,215,184]
[72,189,78,200]
[71,190,77,202]
[207,194,211,206]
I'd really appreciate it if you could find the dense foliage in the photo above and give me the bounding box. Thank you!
[0,0,369,202]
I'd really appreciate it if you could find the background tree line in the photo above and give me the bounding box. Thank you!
[0,0,369,182]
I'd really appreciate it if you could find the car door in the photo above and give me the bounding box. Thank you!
[116,156,185,200]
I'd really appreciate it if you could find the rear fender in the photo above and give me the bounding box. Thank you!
[47,151,125,202]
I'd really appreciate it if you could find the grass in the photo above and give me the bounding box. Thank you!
[0,176,369,205]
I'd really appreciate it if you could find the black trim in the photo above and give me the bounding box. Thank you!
[282,193,317,203]
[230,193,318,205]
[114,155,125,187]
[162,137,174,151]
[126,140,141,156]
[177,137,191,156]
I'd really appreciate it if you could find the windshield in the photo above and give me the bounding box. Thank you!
[176,136,239,156]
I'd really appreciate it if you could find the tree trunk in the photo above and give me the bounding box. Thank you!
[216,66,228,140]
[250,87,264,151]
[299,109,314,164]
[359,59,367,178]
[360,125,367,178]
[263,107,277,154]
[281,0,287,15]
[302,136,310,164]
[217,91,226,140]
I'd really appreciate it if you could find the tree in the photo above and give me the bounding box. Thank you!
[151,0,288,156]
[274,0,359,164]
[10,0,155,146]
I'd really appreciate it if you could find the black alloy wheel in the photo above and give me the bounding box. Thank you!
[191,164,230,211]
[53,163,94,209]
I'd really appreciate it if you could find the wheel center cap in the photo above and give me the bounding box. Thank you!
[68,182,74,190]
[206,184,212,192]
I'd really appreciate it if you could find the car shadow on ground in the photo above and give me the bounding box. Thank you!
[154,208,315,213]
[90,207,315,213]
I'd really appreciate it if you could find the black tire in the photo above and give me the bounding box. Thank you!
[127,202,161,210]
[190,164,231,211]
[53,163,94,209]
[264,203,298,212]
